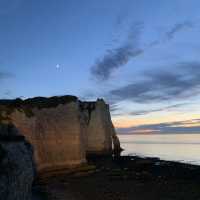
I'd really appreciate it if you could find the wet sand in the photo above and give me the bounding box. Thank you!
[33,156,200,200]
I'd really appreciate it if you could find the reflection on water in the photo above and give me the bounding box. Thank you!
[119,134,200,165]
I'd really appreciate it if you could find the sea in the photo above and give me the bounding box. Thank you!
[119,134,200,165]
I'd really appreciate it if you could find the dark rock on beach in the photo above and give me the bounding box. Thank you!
[34,155,200,200]
[0,123,35,200]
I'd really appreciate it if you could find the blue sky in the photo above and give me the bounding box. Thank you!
[1,0,200,133]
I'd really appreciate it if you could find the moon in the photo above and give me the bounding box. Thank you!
[56,64,60,69]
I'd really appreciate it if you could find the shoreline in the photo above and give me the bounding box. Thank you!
[33,155,200,200]
[122,153,200,166]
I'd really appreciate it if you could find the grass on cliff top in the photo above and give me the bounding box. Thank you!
[0,95,78,119]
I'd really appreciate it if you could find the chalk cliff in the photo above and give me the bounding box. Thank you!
[81,99,120,155]
[0,95,121,173]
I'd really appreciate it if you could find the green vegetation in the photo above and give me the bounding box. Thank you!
[0,95,78,120]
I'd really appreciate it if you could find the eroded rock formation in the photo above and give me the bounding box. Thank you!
[0,123,35,200]
[0,95,121,173]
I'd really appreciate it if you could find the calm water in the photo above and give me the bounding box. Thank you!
[119,134,200,165]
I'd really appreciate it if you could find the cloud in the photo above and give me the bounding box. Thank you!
[144,21,194,51]
[90,20,195,82]
[110,103,120,112]
[109,61,200,103]
[130,103,189,116]
[117,118,200,134]
[3,90,12,97]
[111,102,190,117]
[0,72,14,80]
[115,9,130,28]
[91,22,143,81]
[165,21,194,40]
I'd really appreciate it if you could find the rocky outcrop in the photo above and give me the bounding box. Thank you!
[0,123,35,200]
[81,99,119,155]
[111,124,122,156]
[0,95,121,173]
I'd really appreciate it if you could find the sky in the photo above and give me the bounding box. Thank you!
[1,0,200,134]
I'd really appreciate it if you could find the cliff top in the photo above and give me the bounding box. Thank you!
[0,95,78,119]
[0,95,108,121]
[0,95,78,108]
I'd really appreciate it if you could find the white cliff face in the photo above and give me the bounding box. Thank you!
[10,102,86,172]
[0,96,121,173]
[84,99,113,155]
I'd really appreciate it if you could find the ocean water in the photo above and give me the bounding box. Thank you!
[119,134,200,165]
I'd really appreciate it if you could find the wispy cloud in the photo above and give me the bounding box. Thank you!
[0,72,14,80]
[147,21,194,49]
[109,61,200,104]
[115,8,130,28]
[90,20,195,82]
[91,22,143,81]
[111,102,190,117]
[165,21,194,40]
[3,90,12,98]
[130,103,189,116]
[117,118,200,134]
